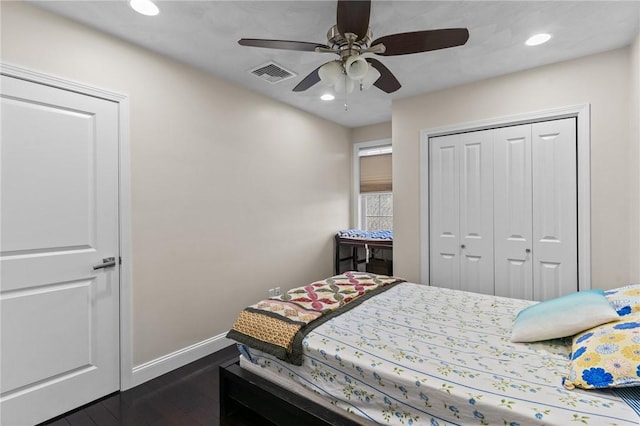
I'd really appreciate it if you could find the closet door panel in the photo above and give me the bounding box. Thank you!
[532,118,577,300]
[494,124,533,300]
[430,135,460,289]
[459,131,494,295]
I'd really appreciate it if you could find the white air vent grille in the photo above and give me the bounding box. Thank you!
[249,62,297,84]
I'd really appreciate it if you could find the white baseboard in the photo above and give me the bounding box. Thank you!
[126,332,234,390]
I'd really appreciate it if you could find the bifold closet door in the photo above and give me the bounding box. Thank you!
[494,118,577,300]
[430,134,461,289]
[458,131,494,294]
[493,124,533,300]
[431,118,577,300]
[531,118,577,300]
[430,131,494,294]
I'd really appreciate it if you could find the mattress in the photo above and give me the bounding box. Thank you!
[240,282,638,425]
[239,353,376,425]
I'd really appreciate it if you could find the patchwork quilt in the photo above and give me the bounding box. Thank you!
[227,271,404,365]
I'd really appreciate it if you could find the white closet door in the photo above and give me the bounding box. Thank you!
[493,124,533,299]
[430,135,460,289]
[459,131,494,294]
[532,118,578,300]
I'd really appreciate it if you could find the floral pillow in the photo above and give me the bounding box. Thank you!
[563,315,640,390]
[605,284,640,316]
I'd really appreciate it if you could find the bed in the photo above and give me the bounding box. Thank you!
[222,272,640,425]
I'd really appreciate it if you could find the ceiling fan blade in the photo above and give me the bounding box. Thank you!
[292,65,323,92]
[239,38,329,52]
[366,58,401,93]
[336,0,371,40]
[372,28,469,56]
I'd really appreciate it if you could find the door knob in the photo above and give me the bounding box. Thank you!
[93,257,116,270]
[525,248,531,253]
[460,244,466,249]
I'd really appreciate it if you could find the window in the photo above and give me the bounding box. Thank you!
[354,141,392,231]
[361,192,393,231]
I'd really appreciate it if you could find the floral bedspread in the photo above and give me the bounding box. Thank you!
[244,283,638,425]
[227,272,404,365]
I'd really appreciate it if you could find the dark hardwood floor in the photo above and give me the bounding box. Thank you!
[41,345,274,426]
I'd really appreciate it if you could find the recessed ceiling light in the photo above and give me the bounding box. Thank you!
[320,94,335,101]
[130,0,159,16]
[525,33,552,46]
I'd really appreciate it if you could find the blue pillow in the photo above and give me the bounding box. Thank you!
[511,290,620,343]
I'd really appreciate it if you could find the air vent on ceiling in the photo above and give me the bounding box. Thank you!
[249,61,297,84]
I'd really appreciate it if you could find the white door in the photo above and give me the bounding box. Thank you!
[493,119,578,300]
[430,131,494,293]
[1,75,120,425]
[458,131,494,295]
[531,118,577,300]
[430,134,461,289]
[493,124,533,299]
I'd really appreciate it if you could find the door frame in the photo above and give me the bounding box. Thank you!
[419,104,591,291]
[1,63,135,390]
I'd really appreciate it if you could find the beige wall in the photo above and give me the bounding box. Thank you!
[351,121,392,144]
[1,2,351,365]
[393,47,635,290]
[630,33,640,283]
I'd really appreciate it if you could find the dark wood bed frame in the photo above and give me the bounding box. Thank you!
[219,358,362,426]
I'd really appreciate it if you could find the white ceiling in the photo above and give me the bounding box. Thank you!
[32,1,640,128]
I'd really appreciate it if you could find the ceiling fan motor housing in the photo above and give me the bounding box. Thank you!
[327,25,372,60]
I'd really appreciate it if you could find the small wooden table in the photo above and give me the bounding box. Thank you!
[334,233,393,275]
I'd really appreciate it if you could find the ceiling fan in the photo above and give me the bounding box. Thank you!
[238,0,469,94]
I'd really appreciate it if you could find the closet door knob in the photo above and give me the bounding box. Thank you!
[460,244,466,249]
[525,248,531,253]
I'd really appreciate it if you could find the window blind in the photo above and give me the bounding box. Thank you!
[360,153,392,193]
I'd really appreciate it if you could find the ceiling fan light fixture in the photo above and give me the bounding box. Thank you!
[345,55,369,80]
[525,33,552,46]
[318,61,343,86]
[360,64,381,90]
[129,0,159,16]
